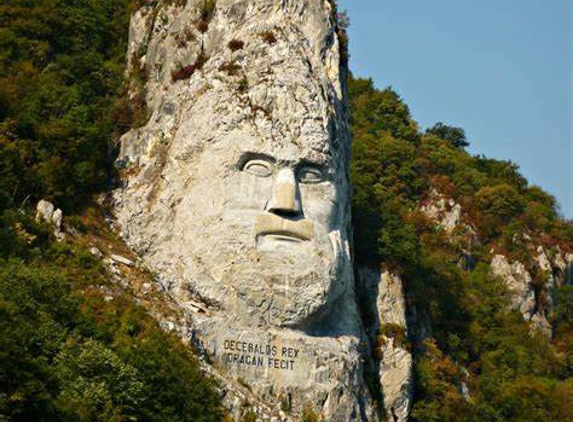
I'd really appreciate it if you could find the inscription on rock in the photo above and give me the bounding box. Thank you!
[221,339,300,371]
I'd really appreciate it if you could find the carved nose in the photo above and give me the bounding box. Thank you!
[267,168,302,216]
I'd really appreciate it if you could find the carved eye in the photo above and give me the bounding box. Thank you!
[243,159,273,177]
[298,167,324,184]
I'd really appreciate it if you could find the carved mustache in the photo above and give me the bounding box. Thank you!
[254,214,314,241]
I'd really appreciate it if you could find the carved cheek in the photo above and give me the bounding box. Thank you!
[225,171,273,210]
[300,184,339,229]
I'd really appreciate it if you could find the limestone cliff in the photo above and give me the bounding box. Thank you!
[111,2,571,420]
[356,267,412,422]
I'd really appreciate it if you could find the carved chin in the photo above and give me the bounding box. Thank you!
[260,236,349,329]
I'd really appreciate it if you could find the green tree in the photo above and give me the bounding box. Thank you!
[426,122,469,149]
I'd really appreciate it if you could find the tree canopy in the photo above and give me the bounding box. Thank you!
[0,2,222,421]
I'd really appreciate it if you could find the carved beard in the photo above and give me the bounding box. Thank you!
[228,234,348,328]
[180,207,350,329]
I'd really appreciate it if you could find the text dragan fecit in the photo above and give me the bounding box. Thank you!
[222,339,300,371]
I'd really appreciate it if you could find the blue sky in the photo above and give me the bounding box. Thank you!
[338,0,572,218]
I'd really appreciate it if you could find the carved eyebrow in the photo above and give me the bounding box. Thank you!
[236,151,328,169]
[236,152,276,169]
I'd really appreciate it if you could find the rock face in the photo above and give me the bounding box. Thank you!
[113,0,379,420]
[420,189,477,271]
[490,255,538,320]
[421,189,573,338]
[420,189,462,234]
[35,199,65,240]
[490,247,573,336]
[356,266,413,422]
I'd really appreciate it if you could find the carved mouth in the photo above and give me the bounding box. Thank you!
[254,214,314,243]
[258,232,306,243]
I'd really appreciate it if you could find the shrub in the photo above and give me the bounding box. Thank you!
[228,39,245,51]
[175,33,188,48]
[0,258,222,422]
[426,122,469,149]
[219,62,241,76]
[300,403,320,422]
[475,184,525,223]
[261,31,277,44]
[195,0,216,33]
[172,64,199,82]
[379,323,409,350]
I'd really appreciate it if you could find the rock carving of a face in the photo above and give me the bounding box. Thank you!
[175,137,350,328]
[114,0,351,330]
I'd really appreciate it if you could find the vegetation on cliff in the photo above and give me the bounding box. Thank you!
[349,76,573,422]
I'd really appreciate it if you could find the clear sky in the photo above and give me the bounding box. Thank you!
[338,0,572,218]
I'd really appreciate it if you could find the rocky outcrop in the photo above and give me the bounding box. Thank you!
[420,189,571,337]
[420,189,478,271]
[420,189,462,234]
[490,247,573,336]
[551,249,573,287]
[35,199,65,240]
[490,254,538,320]
[356,266,412,422]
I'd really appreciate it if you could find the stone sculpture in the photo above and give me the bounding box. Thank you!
[113,0,394,419]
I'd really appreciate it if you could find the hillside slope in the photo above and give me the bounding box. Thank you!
[349,76,573,422]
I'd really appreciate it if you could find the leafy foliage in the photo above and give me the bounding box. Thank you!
[349,75,573,421]
[0,1,222,420]
[425,122,469,149]
[0,0,135,212]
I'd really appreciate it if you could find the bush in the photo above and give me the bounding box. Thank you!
[228,39,244,51]
[300,403,320,422]
[260,31,277,45]
[171,53,209,82]
[475,184,525,222]
[0,0,132,212]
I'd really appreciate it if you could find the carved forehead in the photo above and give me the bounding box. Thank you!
[171,80,335,149]
[127,0,347,168]
[172,111,334,168]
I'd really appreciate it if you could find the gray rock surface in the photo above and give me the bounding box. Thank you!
[490,254,537,321]
[420,189,463,234]
[490,250,568,336]
[89,246,104,259]
[35,199,65,240]
[356,266,412,422]
[552,251,573,287]
[112,1,380,420]
[111,254,135,267]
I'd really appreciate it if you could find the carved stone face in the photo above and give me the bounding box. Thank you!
[114,0,352,329]
[169,128,350,328]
